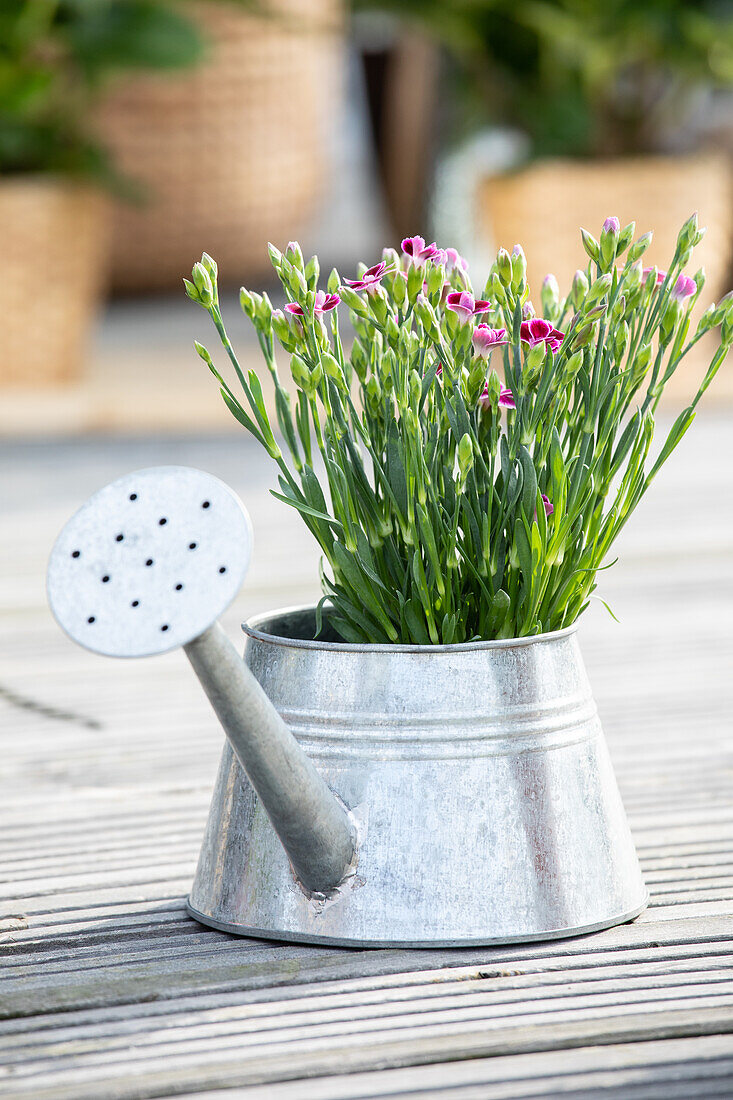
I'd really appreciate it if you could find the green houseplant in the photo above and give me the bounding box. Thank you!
[353,0,733,303]
[188,218,731,644]
[0,0,205,384]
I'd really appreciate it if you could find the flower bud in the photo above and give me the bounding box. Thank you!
[201,252,218,280]
[572,321,597,349]
[628,231,652,262]
[496,248,512,286]
[409,369,422,408]
[192,262,213,306]
[562,349,583,381]
[660,299,681,346]
[571,269,589,310]
[304,254,320,291]
[256,292,273,328]
[456,433,474,491]
[541,274,560,318]
[580,227,600,264]
[290,354,311,390]
[239,287,255,319]
[617,221,635,254]
[490,272,507,305]
[284,241,303,268]
[268,242,283,269]
[511,244,527,290]
[392,271,407,307]
[613,320,629,361]
[630,343,652,387]
[272,309,298,351]
[586,273,613,306]
[696,302,719,334]
[624,259,643,291]
[600,216,620,269]
[407,262,424,302]
[365,373,382,413]
[339,286,369,315]
[611,294,626,324]
[327,267,340,294]
[323,352,348,391]
[415,294,440,340]
[193,340,213,366]
[426,261,444,299]
[351,338,368,383]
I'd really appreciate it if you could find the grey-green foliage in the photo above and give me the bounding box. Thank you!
[188,216,731,644]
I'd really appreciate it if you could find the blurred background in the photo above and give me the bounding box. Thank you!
[1,0,732,432]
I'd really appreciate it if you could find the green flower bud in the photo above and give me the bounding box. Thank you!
[660,299,681,346]
[524,341,545,374]
[573,321,597,349]
[571,269,589,310]
[496,248,512,286]
[617,221,635,254]
[722,315,733,348]
[407,263,424,303]
[323,352,347,391]
[193,340,213,365]
[694,267,706,295]
[385,316,400,347]
[414,295,440,340]
[284,241,303,268]
[192,262,213,306]
[697,302,718,334]
[630,343,652,386]
[268,242,283,269]
[327,267,340,294]
[628,231,652,262]
[272,310,298,351]
[456,432,474,490]
[586,273,613,306]
[351,339,368,383]
[239,286,255,319]
[613,320,629,361]
[290,354,311,390]
[339,286,368,315]
[490,272,507,305]
[510,245,527,291]
[563,349,583,381]
[183,278,201,304]
[600,217,620,270]
[304,254,320,291]
[580,227,600,264]
[426,261,444,300]
[392,272,407,307]
[201,252,218,280]
[624,259,643,292]
[256,292,273,328]
[541,273,560,319]
[365,373,382,414]
[611,294,626,324]
[409,368,422,408]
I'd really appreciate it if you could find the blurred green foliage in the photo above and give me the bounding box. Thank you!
[0,1,216,185]
[355,0,733,156]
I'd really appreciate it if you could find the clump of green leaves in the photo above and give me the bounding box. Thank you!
[188,215,731,644]
[0,0,207,185]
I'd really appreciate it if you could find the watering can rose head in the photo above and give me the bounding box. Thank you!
[186,214,732,646]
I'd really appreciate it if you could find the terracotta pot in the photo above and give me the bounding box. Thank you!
[0,178,107,386]
[480,153,732,299]
[98,0,342,291]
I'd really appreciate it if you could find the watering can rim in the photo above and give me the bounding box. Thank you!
[242,603,580,655]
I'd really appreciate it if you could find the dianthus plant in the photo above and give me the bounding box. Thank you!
[187,216,731,644]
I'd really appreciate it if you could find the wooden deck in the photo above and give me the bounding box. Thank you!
[1,418,733,1098]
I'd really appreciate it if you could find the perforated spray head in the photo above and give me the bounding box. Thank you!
[47,466,253,658]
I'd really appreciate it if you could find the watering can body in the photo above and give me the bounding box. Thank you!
[188,605,647,947]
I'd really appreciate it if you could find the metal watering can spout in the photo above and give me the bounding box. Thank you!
[47,466,356,895]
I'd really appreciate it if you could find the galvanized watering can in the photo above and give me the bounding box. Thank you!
[48,466,648,947]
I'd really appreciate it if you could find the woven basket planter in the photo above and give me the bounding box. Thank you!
[98,0,342,291]
[1,178,107,386]
[480,153,732,299]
